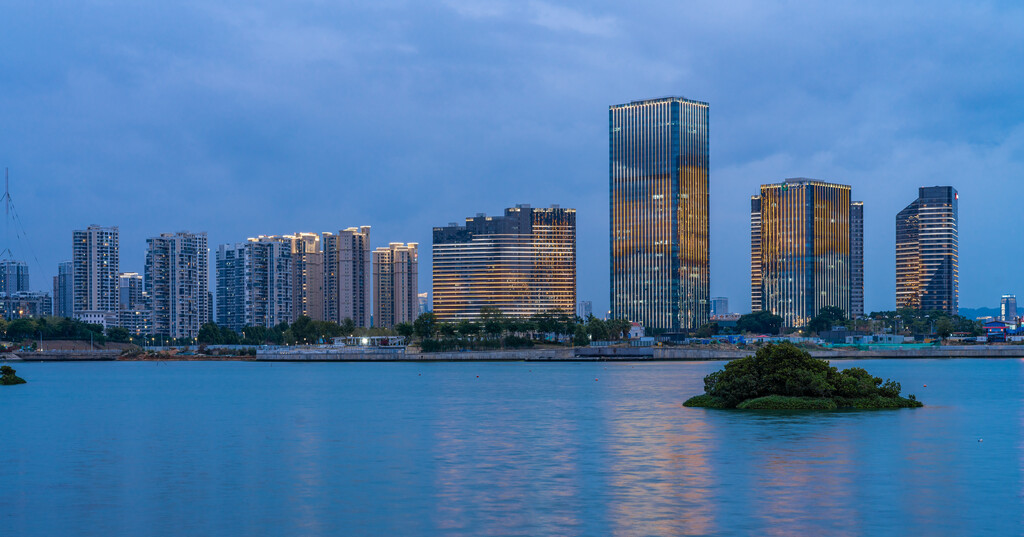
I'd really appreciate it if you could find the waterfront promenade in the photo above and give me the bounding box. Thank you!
[6,345,1024,362]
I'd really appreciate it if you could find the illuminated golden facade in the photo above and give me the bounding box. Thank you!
[432,205,575,321]
[610,97,710,332]
[752,179,861,328]
[896,186,958,313]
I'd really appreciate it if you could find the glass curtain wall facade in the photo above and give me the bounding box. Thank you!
[610,97,710,332]
[433,205,575,321]
[896,186,959,314]
[850,201,865,318]
[754,179,853,328]
[1001,295,1017,322]
[750,196,763,313]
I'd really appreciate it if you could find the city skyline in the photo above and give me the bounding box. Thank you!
[1,2,1022,316]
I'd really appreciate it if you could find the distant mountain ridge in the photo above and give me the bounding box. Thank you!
[959,307,1000,319]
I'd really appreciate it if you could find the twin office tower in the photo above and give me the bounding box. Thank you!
[610,97,958,330]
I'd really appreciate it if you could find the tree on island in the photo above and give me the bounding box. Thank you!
[684,343,922,410]
[1,365,26,385]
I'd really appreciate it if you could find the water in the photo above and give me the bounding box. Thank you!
[2,359,1022,536]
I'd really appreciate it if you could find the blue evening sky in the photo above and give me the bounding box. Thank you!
[1,0,1022,316]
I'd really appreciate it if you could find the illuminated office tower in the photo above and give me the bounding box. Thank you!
[610,97,710,332]
[433,205,576,321]
[750,196,763,313]
[72,225,120,325]
[372,243,418,329]
[215,237,292,332]
[53,261,74,318]
[751,179,857,328]
[284,233,324,321]
[1001,295,1017,322]
[0,260,29,293]
[145,232,209,339]
[850,201,865,318]
[896,186,959,314]
[322,227,371,327]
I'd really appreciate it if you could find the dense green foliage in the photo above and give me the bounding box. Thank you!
[0,365,26,385]
[805,306,847,335]
[1,317,106,344]
[736,311,784,335]
[412,311,632,352]
[736,396,837,410]
[683,343,923,410]
[867,308,982,337]
[195,316,394,346]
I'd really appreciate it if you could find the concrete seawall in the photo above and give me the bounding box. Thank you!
[3,350,120,361]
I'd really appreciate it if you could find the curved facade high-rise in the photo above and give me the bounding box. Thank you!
[610,97,710,332]
[896,186,958,314]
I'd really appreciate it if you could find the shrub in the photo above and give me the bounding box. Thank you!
[736,395,837,410]
[683,395,729,409]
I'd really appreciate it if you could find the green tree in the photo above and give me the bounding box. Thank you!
[586,317,611,341]
[737,311,784,335]
[806,306,847,335]
[573,324,589,346]
[394,322,415,339]
[695,322,720,338]
[935,318,954,339]
[413,313,437,339]
[106,326,131,343]
[198,323,222,345]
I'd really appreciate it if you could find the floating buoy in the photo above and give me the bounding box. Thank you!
[476,375,479,378]
[979,438,983,442]
[595,378,599,381]
[923,384,927,387]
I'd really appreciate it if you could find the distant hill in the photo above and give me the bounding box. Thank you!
[959,307,1000,319]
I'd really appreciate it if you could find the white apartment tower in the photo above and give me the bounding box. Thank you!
[72,225,120,325]
[146,232,209,340]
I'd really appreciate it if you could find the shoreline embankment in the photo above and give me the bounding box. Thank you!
[5,345,1024,362]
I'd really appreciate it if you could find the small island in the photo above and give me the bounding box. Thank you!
[684,343,922,410]
[1,365,27,385]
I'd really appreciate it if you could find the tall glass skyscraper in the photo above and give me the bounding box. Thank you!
[610,97,710,332]
[896,186,959,314]
[750,179,863,328]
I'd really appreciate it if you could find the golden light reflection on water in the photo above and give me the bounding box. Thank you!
[605,400,718,536]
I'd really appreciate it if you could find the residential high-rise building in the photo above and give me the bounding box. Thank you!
[145,232,209,340]
[577,300,593,319]
[751,179,861,328]
[53,261,74,318]
[850,201,865,318]
[710,297,729,316]
[1001,295,1017,322]
[372,243,418,329]
[433,205,575,321]
[118,272,149,337]
[896,186,959,314]
[216,237,292,332]
[750,196,763,313]
[0,291,52,319]
[0,260,29,293]
[283,233,324,322]
[610,97,710,332]
[323,227,371,327]
[72,225,120,325]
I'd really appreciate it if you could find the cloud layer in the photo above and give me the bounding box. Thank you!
[1,0,1021,315]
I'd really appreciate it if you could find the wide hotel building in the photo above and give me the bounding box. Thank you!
[609,97,710,332]
[432,205,575,321]
[751,179,864,328]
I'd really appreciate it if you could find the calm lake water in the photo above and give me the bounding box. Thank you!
[2,359,1022,536]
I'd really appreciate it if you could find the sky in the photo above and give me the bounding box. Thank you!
[1,0,1022,317]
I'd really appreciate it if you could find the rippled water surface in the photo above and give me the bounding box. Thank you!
[2,359,1022,536]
